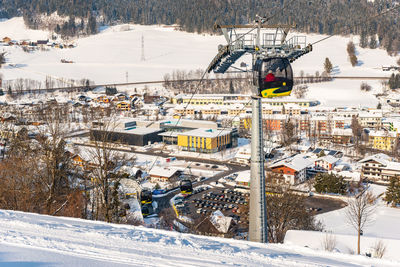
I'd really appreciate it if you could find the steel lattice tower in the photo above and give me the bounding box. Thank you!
[206,16,311,243]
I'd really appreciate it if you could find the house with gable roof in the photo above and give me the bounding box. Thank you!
[359,153,400,183]
[269,154,313,185]
[315,155,340,171]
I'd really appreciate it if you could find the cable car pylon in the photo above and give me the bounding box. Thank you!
[207,16,312,243]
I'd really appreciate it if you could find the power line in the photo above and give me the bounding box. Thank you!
[311,4,400,46]
[145,0,296,180]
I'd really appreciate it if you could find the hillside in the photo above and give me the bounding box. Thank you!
[0,17,398,107]
[0,0,399,55]
[0,209,398,266]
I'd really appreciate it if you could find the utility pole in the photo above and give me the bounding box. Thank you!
[248,17,268,243]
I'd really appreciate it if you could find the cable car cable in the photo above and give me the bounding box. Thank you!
[179,2,400,176]
[146,0,295,176]
[311,4,400,46]
[227,0,297,47]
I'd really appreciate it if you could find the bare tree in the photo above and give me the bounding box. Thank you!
[371,240,387,259]
[345,190,376,255]
[321,231,337,252]
[266,186,323,243]
[36,105,74,214]
[86,117,133,222]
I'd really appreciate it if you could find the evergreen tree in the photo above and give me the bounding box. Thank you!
[391,74,400,89]
[389,73,396,89]
[369,35,377,49]
[324,57,333,74]
[384,176,400,206]
[314,173,347,195]
[88,14,97,35]
[360,31,368,48]
[0,0,399,54]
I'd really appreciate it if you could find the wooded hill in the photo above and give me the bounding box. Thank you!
[0,0,399,53]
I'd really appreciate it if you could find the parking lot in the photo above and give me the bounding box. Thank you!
[174,185,249,225]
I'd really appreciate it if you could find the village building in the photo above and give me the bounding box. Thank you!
[358,112,383,128]
[235,170,250,188]
[148,167,180,183]
[315,155,340,171]
[269,154,313,185]
[359,153,400,183]
[368,130,398,152]
[176,128,237,153]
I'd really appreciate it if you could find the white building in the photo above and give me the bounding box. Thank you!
[269,154,313,185]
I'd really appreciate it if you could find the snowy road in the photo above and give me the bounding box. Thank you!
[0,209,397,266]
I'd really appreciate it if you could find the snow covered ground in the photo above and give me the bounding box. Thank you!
[0,209,399,266]
[316,185,400,240]
[285,184,400,261]
[0,17,398,107]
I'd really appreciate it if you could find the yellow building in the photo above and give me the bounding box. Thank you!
[172,93,319,107]
[116,101,131,111]
[368,130,398,151]
[177,128,235,153]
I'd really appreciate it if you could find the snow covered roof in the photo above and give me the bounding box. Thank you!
[359,153,392,165]
[332,128,353,136]
[114,165,140,176]
[336,171,361,182]
[235,170,250,183]
[148,166,178,178]
[359,112,382,118]
[316,155,339,164]
[385,161,400,171]
[210,210,232,234]
[178,128,231,138]
[368,129,397,138]
[270,155,313,172]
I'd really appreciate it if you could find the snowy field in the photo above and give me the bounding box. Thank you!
[0,17,398,107]
[285,185,400,261]
[0,209,399,267]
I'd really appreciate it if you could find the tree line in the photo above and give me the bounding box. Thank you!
[0,0,399,53]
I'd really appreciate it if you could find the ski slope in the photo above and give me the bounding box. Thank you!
[0,209,398,267]
[0,17,398,107]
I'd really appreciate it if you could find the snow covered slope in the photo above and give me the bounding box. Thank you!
[284,185,400,262]
[0,17,398,107]
[0,209,398,266]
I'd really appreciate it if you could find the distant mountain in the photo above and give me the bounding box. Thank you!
[0,0,399,53]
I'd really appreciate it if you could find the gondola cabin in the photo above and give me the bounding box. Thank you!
[141,203,152,217]
[180,179,193,195]
[254,57,293,98]
[140,189,152,205]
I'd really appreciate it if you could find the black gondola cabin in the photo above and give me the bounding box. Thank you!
[140,189,152,205]
[254,57,294,98]
[180,180,193,195]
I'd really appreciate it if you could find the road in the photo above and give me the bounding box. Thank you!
[74,141,248,170]
[5,75,391,94]
[73,142,249,212]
